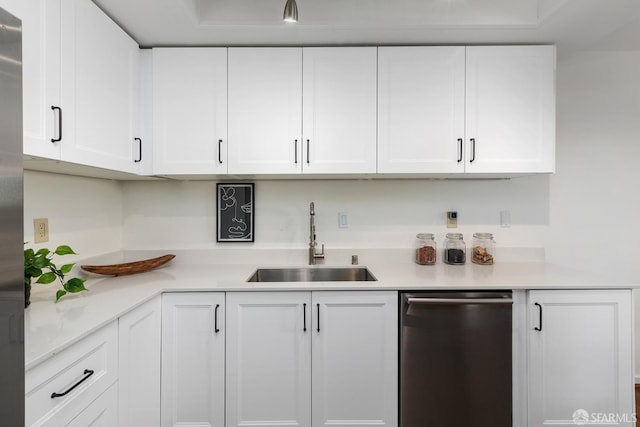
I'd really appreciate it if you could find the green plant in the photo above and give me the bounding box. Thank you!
[24,245,88,303]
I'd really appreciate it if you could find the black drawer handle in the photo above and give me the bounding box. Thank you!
[303,303,307,332]
[214,304,220,333]
[51,369,94,399]
[457,138,463,163]
[218,139,223,164]
[469,138,476,163]
[534,302,542,331]
[134,138,142,163]
[316,303,320,333]
[51,106,62,143]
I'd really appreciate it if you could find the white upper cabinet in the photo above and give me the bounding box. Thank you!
[227,48,302,175]
[19,0,62,160]
[378,46,466,174]
[302,47,377,174]
[152,48,227,175]
[465,45,555,173]
[378,45,555,175]
[59,0,141,174]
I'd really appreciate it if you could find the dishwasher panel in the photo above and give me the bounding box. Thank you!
[399,291,512,427]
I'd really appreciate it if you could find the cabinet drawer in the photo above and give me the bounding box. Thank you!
[25,322,118,426]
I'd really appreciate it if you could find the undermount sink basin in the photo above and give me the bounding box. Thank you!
[247,267,377,282]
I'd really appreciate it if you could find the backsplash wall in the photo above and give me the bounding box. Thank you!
[23,170,124,262]
[121,176,550,252]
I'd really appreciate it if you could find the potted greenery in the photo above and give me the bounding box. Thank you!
[24,244,88,307]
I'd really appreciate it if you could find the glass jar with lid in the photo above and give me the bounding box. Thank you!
[415,233,436,265]
[472,233,495,265]
[443,233,466,265]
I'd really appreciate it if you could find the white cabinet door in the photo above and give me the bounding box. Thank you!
[302,47,377,174]
[228,48,302,174]
[118,296,161,427]
[67,382,118,427]
[60,0,141,173]
[19,0,62,160]
[152,48,228,175]
[465,46,555,174]
[161,293,225,427]
[226,292,312,427]
[377,47,465,174]
[528,290,634,426]
[312,291,398,427]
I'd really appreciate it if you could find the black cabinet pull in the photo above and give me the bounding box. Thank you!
[457,138,463,163]
[214,304,220,333]
[218,139,223,164]
[316,303,320,333]
[303,303,307,332]
[134,138,142,163]
[51,369,94,399]
[306,139,310,164]
[534,302,542,331]
[469,138,476,163]
[51,106,62,143]
[294,139,298,164]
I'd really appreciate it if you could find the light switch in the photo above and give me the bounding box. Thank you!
[338,212,349,228]
[500,210,511,228]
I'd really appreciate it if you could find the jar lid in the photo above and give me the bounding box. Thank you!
[416,233,434,239]
[445,233,464,239]
[473,232,494,239]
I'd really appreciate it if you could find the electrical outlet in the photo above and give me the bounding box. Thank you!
[34,218,49,243]
[446,211,458,228]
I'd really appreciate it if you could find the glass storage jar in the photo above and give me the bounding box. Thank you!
[415,233,436,265]
[443,233,466,265]
[472,233,495,265]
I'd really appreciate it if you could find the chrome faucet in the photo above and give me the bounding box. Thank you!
[309,202,325,265]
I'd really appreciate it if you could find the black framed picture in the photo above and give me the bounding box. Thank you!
[216,183,254,242]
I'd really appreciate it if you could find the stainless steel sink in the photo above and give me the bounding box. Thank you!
[247,267,377,282]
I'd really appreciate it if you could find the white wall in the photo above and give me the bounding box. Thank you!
[547,50,640,280]
[545,50,640,377]
[23,171,124,262]
[122,176,550,251]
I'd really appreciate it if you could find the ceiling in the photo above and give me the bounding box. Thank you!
[92,0,640,53]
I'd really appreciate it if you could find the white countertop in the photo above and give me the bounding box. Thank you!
[25,248,637,370]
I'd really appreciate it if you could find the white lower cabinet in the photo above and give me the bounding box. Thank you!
[527,289,634,426]
[225,291,398,427]
[25,322,118,426]
[161,292,226,427]
[67,382,118,427]
[312,292,398,427]
[226,292,312,427]
[118,296,161,427]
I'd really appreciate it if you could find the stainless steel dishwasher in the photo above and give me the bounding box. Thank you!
[399,291,513,427]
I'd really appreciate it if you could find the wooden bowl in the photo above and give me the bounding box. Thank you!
[81,254,176,276]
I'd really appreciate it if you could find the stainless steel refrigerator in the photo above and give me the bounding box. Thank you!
[0,5,25,425]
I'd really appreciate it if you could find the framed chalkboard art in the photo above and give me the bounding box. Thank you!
[216,183,254,242]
